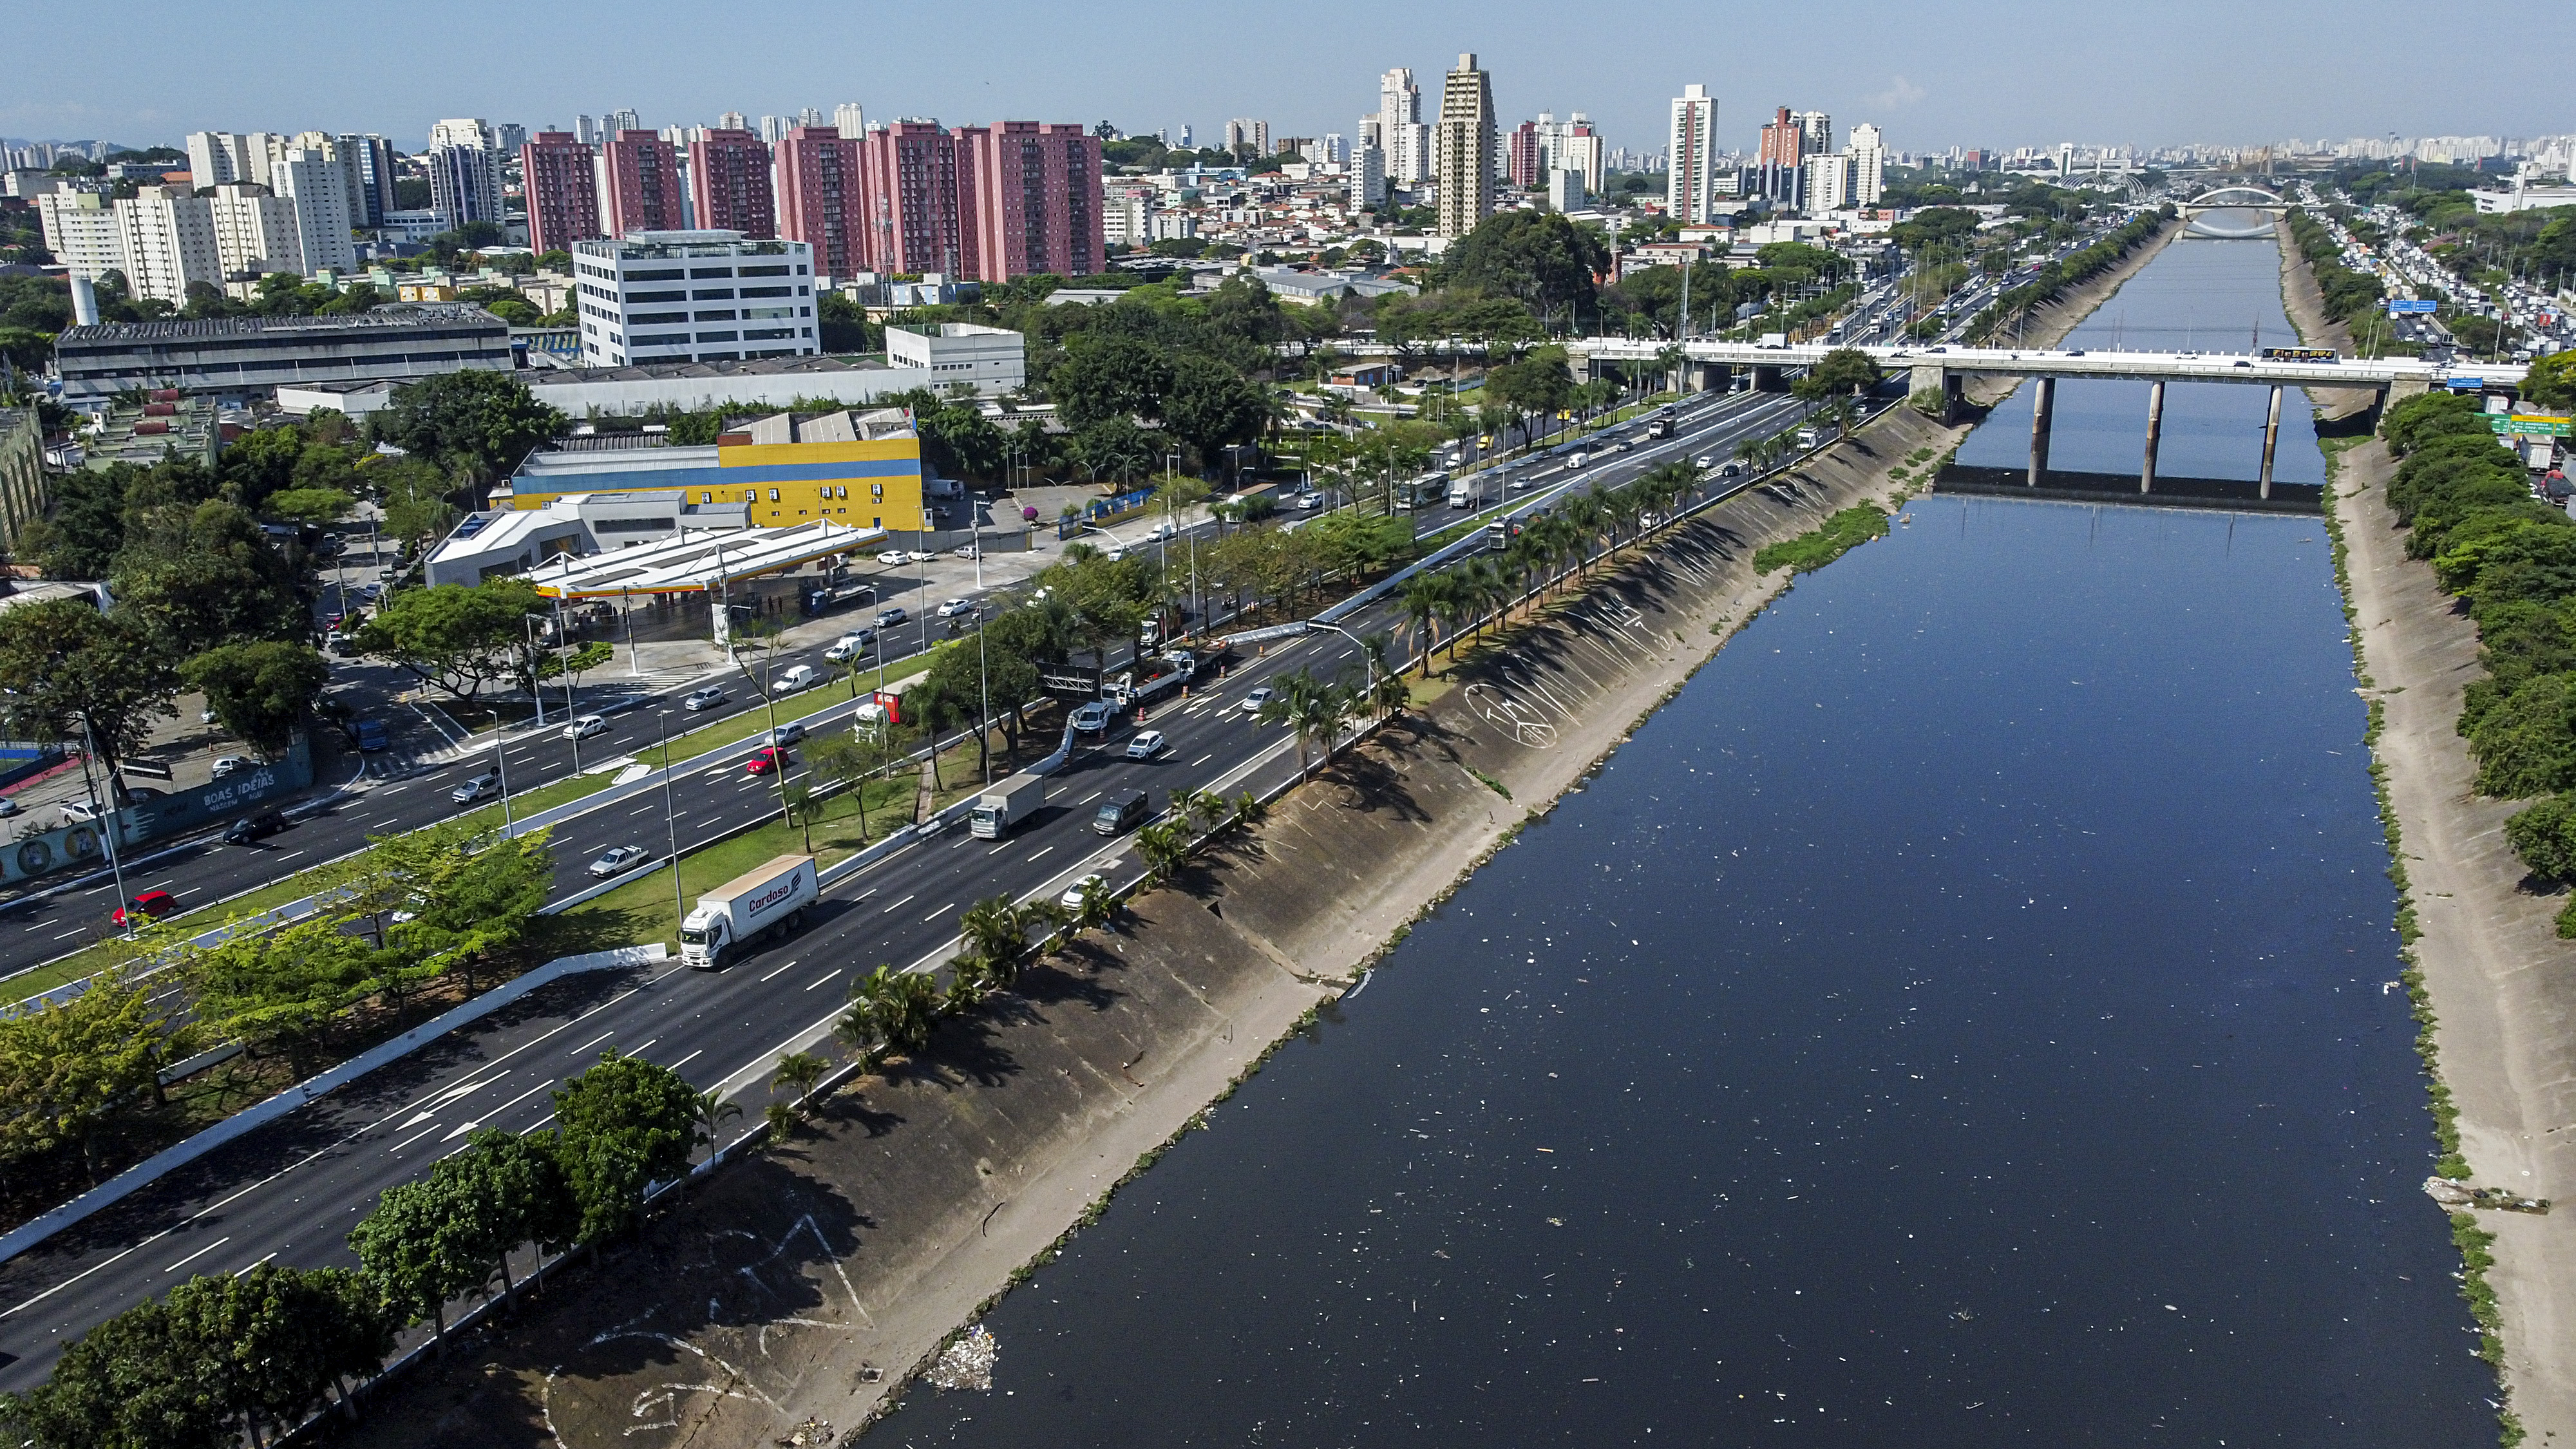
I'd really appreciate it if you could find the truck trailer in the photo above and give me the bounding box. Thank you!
[679,854,818,969]
[970,772,1050,839]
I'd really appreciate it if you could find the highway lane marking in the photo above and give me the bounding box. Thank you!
[568,1030,616,1056]
[757,958,800,982]
[880,893,914,914]
[667,1048,703,1072]
[232,1250,278,1278]
[1079,791,1102,803]
[1191,755,1213,767]
[274,851,305,862]
[161,1236,230,1276]
[923,901,956,922]
[629,1038,658,1057]
[0,1231,166,1320]
[50,927,82,940]
[386,1122,442,1155]
[804,969,838,992]
[1027,846,1052,862]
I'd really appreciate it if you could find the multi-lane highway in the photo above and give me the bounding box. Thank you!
[0,379,1827,1390]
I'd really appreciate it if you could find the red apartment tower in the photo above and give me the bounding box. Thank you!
[958,122,1103,281]
[1507,122,1540,189]
[689,128,776,238]
[773,124,864,279]
[858,120,969,277]
[1757,106,1803,167]
[600,129,685,235]
[519,131,601,256]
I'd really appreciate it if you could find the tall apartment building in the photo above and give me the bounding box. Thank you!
[1848,123,1886,207]
[600,129,685,236]
[1434,53,1495,238]
[1355,141,1387,205]
[773,125,864,280]
[1807,151,1852,212]
[207,182,303,286]
[602,110,640,138]
[1798,111,1833,160]
[1378,68,1431,185]
[1224,118,1269,156]
[115,186,222,304]
[690,129,777,238]
[521,131,602,256]
[960,122,1103,280]
[1667,84,1720,224]
[1757,107,1802,168]
[718,111,747,133]
[1103,184,1153,248]
[37,189,128,282]
[428,120,506,230]
[185,131,281,189]
[1508,122,1541,189]
[858,120,967,277]
[1534,113,1604,194]
[833,104,866,138]
[569,230,817,367]
[292,133,397,230]
[274,148,357,273]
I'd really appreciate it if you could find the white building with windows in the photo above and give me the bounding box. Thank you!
[35,190,127,283]
[1848,123,1886,207]
[115,186,222,305]
[571,230,817,368]
[1668,84,1720,225]
[274,148,357,274]
[208,183,303,288]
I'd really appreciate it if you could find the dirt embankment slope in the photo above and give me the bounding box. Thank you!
[2282,220,2576,1440]
[341,409,1965,1449]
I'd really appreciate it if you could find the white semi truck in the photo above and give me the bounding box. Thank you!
[679,854,818,969]
[970,772,1050,839]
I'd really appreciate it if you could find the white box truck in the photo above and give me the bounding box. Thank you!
[1448,476,1476,508]
[680,854,817,969]
[971,772,1049,839]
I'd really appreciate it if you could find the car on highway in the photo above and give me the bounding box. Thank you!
[1694,453,1717,468]
[772,664,818,694]
[745,745,789,775]
[222,811,290,845]
[936,598,976,619]
[824,630,872,662]
[1069,701,1110,735]
[587,844,651,878]
[876,549,907,567]
[1296,490,1323,511]
[682,685,729,712]
[451,768,502,804]
[111,890,176,927]
[874,606,909,629]
[1239,686,1274,714]
[768,722,807,747]
[210,755,253,781]
[1058,873,1108,913]
[563,714,610,741]
[1126,729,1168,759]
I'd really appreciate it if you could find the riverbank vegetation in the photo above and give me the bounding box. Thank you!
[1753,505,1892,575]
[2285,209,2394,341]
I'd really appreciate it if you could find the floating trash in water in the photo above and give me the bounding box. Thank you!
[928,1325,999,1392]
[773,1417,837,1447]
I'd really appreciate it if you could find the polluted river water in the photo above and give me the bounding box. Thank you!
[863,236,2496,1445]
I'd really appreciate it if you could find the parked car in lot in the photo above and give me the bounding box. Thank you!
[1058,873,1108,912]
[587,844,650,878]
[745,746,789,775]
[683,685,729,712]
[936,598,976,619]
[772,664,818,694]
[563,714,610,741]
[876,549,907,567]
[1126,730,1167,759]
[209,755,252,780]
[1239,687,1274,714]
[112,890,176,927]
[907,550,935,564]
[222,811,290,845]
[873,607,909,629]
[824,630,872,662]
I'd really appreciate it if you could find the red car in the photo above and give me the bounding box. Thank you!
[744,746,788,776]
[112,889,176,927]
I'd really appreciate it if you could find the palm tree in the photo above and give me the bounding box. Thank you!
[1231,788,1269,827]
[838,965,940,1059]
[691,1088,744,1157]
[1398,573,1448,677]
[773,1050,826,1112]
[1135,820,1192,885]
[957,894,1027,987]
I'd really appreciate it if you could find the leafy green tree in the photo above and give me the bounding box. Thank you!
[773,1050,826,1106]
[0,1294,234,1449]
[215,424,307,509]
[365,370,564,486]
[0,967,190,1183]
[1796,346,1882,399]
[1049,332,1174,430]
[443,1128,578,1298]
[349,1169,490,1342]
[260,486,354,524]
[1162,354,1269,464]
[837,965,941,1057]
[395,824,553,994]
[2506,791,2576,881]
[191,1264,397,1440]
[187,914,370,1075]
[363,454,461,548]
[182,640,330,759]
[0,600,178,790]
[356,577,545,703]
[1437,211,1612,324]
[551,1049,701,1244]
[1071,415,1170,485]
[111,498,306,656]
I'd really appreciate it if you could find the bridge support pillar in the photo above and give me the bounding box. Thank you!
[2259,384,2284,499]
[2141,379,2165,493]
[2028,376,2056,487]
[1909,363,1957,422]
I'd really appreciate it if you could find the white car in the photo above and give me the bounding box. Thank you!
[1058,873,1108,912]
[876,549,907,567]
[587,845,650,878]
[1126,730,1167,759]
[1239,687,1273,714]
[907,549,935,564]
[936,598,976,619]
[1296,491,1323,511]
[210,755,252,780]
[562,714,609,741]
[824,631,871,663]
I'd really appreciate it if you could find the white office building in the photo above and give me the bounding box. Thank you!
[1807,152,1852,213]
[572,230,817,368]
[115,186,223,305]
[1103,185,1154,247]
[35,190,128,283]
[1379,68,1432,185]
[1848,123,1886,207]
[273,149,357,274]
[1667,84,1721,225]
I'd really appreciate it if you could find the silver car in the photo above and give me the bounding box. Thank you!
[587,845,650,878]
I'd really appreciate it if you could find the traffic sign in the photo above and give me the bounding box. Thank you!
[2490,415,2573,437]
[2387,299,2438,315]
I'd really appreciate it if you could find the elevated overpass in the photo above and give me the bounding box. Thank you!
[1570,337,2529,502]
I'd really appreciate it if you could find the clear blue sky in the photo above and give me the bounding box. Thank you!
[5,0,2548,160]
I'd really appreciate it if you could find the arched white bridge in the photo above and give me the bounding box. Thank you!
[2181,185,2291,239]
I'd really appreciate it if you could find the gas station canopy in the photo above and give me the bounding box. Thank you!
[523,520,883,600]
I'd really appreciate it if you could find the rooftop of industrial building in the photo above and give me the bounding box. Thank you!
[55,303,506,346]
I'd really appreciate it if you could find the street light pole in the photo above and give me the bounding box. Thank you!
[656,706,684,927]
[80,714,131,933]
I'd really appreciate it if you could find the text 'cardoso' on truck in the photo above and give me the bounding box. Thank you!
[680,854,819,969]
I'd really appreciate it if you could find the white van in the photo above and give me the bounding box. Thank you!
[772,664,819,694]
[1567,450,1589,469]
